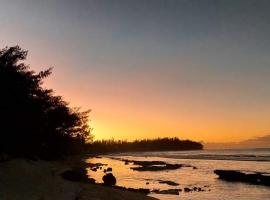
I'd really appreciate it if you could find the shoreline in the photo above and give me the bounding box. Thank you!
[0,158,157,200]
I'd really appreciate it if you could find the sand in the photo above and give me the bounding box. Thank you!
[0,159,157,200]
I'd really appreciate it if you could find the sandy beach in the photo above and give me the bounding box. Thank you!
[0,158,157,200]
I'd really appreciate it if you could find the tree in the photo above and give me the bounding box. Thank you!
[0,46,92,159]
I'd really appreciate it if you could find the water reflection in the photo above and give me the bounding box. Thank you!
[86,156,270,200]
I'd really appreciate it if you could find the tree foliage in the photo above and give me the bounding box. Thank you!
[0,46,92,159]
[89,137,203,153]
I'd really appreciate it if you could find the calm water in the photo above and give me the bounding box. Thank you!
[86,149,270,200]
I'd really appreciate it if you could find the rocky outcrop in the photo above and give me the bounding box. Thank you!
[109,158,194,171]
[129,160,187,171]
[152,189,181,195]
[102,173,117,186]
[214,170,270,186]
[158,180,179,186]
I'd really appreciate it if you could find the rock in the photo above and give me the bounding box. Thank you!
[158,180,179,186]
[88,162,107,171]
[198,187,204,192]
[88,162,107,168]
[113,158,190,171]
[91,167,98,172]
[102,173,117,186]
[152,189,180,195]
[131,163,183,171]
[193,166,197,169]
[214,170,270,186]
[106,167,112,172]
[146,182,149,185]
[184,187,192,192]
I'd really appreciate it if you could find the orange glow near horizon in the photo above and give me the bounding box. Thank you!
[42,75,270,144]
[19,56,270,144]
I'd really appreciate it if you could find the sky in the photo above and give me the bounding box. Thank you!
[1,0,270,143]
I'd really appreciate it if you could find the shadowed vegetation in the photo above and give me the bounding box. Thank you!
[0,46,92,159]
[89,137,203,153]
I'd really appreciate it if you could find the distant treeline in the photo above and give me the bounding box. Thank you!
[88,137,203,153]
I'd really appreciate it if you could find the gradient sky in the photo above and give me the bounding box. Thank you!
[1,0,270,142]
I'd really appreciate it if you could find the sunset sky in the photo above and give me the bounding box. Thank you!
[1,0,270,143]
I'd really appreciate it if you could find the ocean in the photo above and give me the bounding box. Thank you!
[86,149,270,200]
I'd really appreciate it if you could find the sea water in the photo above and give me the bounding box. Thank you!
[86,149,270,200]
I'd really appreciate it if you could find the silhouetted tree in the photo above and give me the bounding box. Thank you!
[89,137,203,153]
[0,46,92,159]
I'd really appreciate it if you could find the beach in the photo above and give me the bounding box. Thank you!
[0,158,156,200]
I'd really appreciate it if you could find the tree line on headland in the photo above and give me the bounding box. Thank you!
[88,138,203,153]
[0,46,203,160]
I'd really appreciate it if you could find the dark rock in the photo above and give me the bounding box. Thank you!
[88,162,107,168]
[88,162,107,172]
[91,167,98,172]
[198,187,204,192]
[193,166,197,169]
[184,187,192,192]
[102,173,117,186]
[131,163,183,171]
[152,189,180,195]
[158,180,179,186]
[214,170,270,186]
[106,167,112,172]
[114,186,150,194]
[146,182,149,185]
[112,158,190,171]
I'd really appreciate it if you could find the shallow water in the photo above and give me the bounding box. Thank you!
[86,149,270,200]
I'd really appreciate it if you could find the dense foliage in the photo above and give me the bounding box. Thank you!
[89,137,203,153]
[0,46,92,159]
